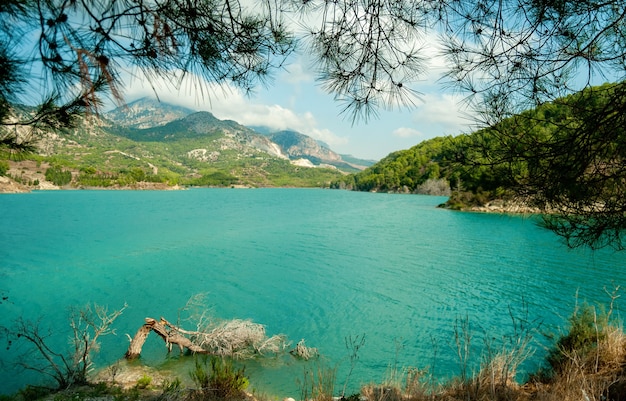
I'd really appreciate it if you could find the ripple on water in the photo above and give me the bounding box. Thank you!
[0,189,624,396]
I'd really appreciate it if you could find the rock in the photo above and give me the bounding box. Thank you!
[0,176,29,193]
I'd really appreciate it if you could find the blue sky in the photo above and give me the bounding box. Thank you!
[121,50,473,161]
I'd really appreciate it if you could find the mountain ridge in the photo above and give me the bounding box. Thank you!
[105,98,373,171]
[0,98,364,191]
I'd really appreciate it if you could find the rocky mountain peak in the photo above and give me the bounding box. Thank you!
[105,97,195,129]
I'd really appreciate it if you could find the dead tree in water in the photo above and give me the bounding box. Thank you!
[125,317,287,359]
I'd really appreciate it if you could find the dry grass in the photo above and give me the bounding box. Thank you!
[299,366,337,401]
[355,304,626,401]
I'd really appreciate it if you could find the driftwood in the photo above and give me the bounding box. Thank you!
[125,316,289,359]
[125,317,207,359]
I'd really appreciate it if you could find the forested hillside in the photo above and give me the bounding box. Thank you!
[334,82,624,211]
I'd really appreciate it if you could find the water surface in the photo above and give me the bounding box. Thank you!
[1,189,624,395]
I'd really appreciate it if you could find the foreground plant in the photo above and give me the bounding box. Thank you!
[189,356,249,400]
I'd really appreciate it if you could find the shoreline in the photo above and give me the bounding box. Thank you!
[0,175,186,193]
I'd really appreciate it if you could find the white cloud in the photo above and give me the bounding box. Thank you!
[280,58,315,85]
[120,70,349,148]
[411,93,470,134]
[392,127,423,138]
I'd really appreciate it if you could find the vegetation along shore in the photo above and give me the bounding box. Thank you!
[2,293,626,401]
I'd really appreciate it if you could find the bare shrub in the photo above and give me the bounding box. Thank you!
[1,303,126,389]
[182,294,289,359]
[194,319,287,358]
[290,339,319,360]
[476,309,535,399]
[415,179,451,196]
[342,335,366,398]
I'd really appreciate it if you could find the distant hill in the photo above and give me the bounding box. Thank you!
[250,126,373,172]
[338,154,376,168]
[334,82,626,212]
[107,99,368,171]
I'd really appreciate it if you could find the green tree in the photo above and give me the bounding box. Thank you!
[440,1,626,249]
[45,165,72,186]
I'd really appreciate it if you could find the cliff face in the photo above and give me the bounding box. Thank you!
[267,130,342,164]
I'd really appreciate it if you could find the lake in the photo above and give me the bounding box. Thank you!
[1,188,624,395]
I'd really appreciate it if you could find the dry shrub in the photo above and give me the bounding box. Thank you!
[361,384,403,401]
[545,305,626,377]
[531,356,617,401]
[290,339,319,360]
[465,337,533,400]
[361,366,430,401]
[595,325,626,373]
[194,319,288,358]
[299,365,336,401]
[403,367,430,399]
[177,294,289,359]
[530,302,626,401]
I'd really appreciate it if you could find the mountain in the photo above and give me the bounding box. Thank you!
[117,111,288,159]
[106,99,372,172]
[266,130,339,161]
[105,97,195,129]
[339,154,376,168]
[250,127,372,172]
[1,99,358,190]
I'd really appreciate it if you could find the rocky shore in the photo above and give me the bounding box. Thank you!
[0,175,184,193]
[0,176,29,193]
[0,160,184,193]
[465,199,542,214]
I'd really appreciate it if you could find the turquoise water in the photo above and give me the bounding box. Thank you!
[1,188,624,395]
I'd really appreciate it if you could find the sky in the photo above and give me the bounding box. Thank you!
[119,50,474,161]
[8,2,476,162]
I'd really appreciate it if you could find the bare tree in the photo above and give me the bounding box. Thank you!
[2,303,126,389]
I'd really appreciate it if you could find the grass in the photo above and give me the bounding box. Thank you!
[3,300,626,401]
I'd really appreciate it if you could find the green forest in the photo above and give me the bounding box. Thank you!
[334,82,625,211]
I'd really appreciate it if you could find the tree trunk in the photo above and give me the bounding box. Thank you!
[125,317,207,359]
